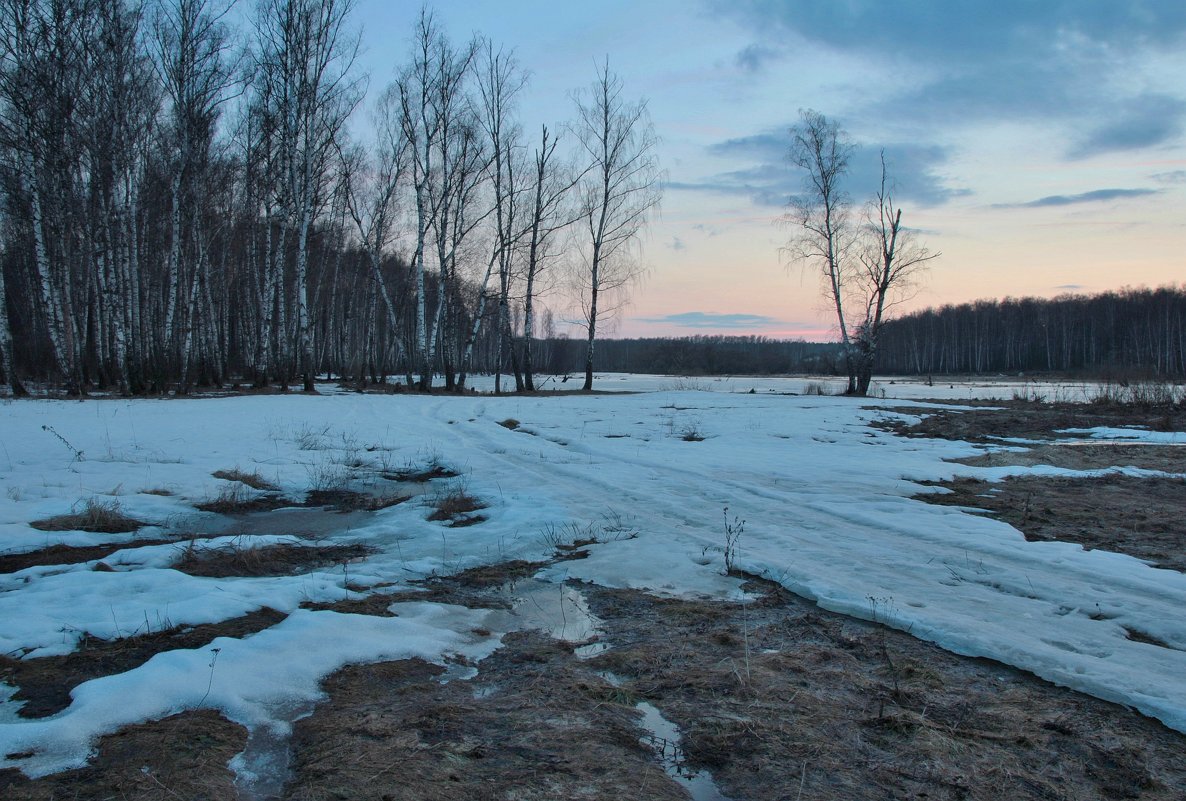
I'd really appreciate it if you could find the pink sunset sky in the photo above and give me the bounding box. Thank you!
[346,0,1185,341]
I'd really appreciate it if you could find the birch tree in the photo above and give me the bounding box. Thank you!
[397,7,476,390]
[0,216,25,394]
[150,0,237,391]
[0,0,93,389]
[339,84,409,378]
[255,0,360,392]
[519,123,583,390]
[785,109,857,392]
[572,61,660,391]
[474,40,524,393]
[850,152,938,395]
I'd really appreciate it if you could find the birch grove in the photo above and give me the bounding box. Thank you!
[0,0,661,395]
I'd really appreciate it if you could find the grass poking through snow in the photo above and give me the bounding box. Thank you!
[30,498,146,534]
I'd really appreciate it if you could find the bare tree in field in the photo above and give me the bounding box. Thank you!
[785,109,857,392]
[573,60,660,391]
[255,0,360,392]
[850,152,938,394]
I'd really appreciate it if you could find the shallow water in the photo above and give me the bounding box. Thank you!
[635,701,734,801]
[484,578,604,645]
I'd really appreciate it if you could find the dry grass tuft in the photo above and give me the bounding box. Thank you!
[30,498,146,534]
[303,488,409,512]
[173,539,374,578]
[194,483,286,514]
[211,468,279,491]
[427,486,487,524]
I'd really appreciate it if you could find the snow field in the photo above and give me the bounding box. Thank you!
[0,386,1184,777]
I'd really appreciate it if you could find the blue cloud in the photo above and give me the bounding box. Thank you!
[638,312,789,329]
[735,43,779,73]
[1005,188,1160,208]
[711,1,1186,159]
[690,126,968,208]
[1072,95,1186,158]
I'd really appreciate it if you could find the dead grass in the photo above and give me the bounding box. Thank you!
[874,400,1183,445]
[303,488,409,512]
[0,710,246,801]
[193,483,286,514]
[497,417,520,430]
[384,463,459,483]
[0,539,172,574]
[919,474,1186,572]
[173,540,374,578]
[427,485,487,525]
[5,546,1184,800]
[0,608,285,718]
[286,635,688,801]
[211,467,279,491]
[584,579,1186,801]
[29,498,146,534]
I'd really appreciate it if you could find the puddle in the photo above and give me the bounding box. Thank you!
[230,700,315,801]
[484,579,604,647]
[211,507,374,539]
[635,701,734,801]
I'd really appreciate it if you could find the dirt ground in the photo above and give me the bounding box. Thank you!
[881,401,1186,573]
[3,398,1185,800]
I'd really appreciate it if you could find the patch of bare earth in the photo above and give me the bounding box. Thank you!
[286,635,689,801]
[875,400,1182,445]
[881,400,1186,572]
[0,710,246,801]
[921,475,1186,572]
[583,579,1186,801]
[0,608,286,718]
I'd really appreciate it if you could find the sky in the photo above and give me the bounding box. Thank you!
[345,0,1186,340]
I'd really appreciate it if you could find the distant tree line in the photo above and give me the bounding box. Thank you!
[874,287,1186,377]
[0,0,659,396]
[538,335,842,377]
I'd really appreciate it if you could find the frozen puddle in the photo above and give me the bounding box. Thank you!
[487,579,604,648]
[214,506,374,539]
[636,702,733,801]
[230,700,315,801]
